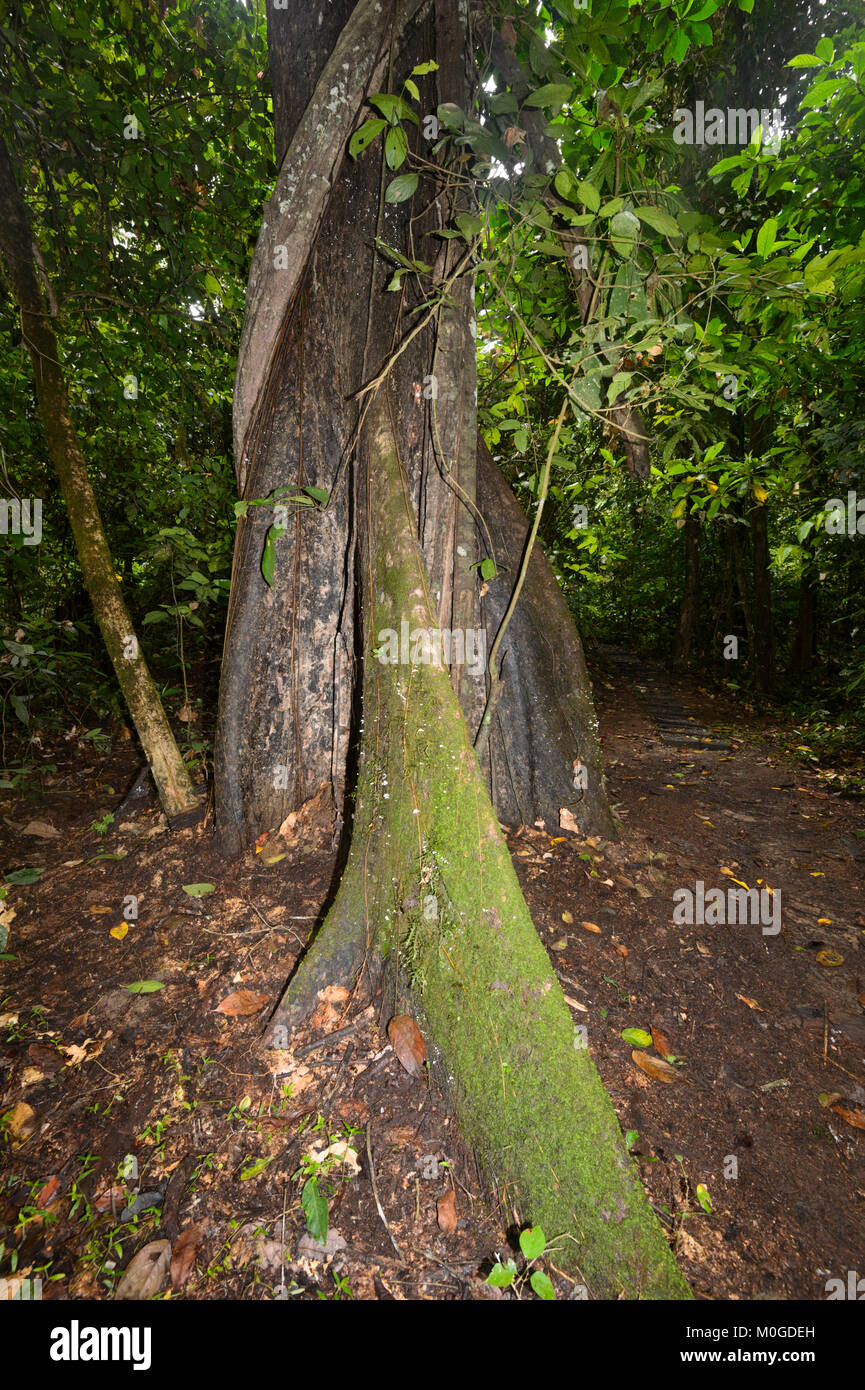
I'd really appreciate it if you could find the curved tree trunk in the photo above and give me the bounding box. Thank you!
[214,0,613,857]
[216,0,686,1297]
[268,391,688,1298]
[0,137,198,820]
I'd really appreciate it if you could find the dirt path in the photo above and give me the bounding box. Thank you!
[1,653,863,1300]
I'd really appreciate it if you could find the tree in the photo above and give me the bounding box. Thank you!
[0,137,198,819]
[215,0,688,1297]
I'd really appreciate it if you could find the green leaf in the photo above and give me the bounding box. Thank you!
[786,53,824,67]
[529,1270,556,1300]
[301,1177,329,1243]
[385,125,408,170]
[487,1260,516,1288]
[368,93,418,126]
[385,173,418,204]
[349,117,386,158]
[554,169,575,201]
[479,556,496,582]
[410,60,438,77]
[523,82,572,109]
[126,981,165,995]
[756,218,778,258]
[203,274,221,298]
[696,1182,713,1214]
[635,205,680,238]
[302,485,329,505]
[182,882,215,897]
[577,180,600,213]
[621,1027,653,1047]
[815,36,834,62]
[455,211,482,240]
[261,526,277,588]
[4,868,44,885]
[241,1156,273,1180]
[519,1226,546,1261]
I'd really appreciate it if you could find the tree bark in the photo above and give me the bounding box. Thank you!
[268,390,689,1298]
[0,137,198,819]
[214,0,613,856]
[221,0,685,1296]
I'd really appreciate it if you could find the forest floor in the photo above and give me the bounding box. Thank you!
[1,651,864,1302]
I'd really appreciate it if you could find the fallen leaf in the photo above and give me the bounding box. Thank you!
[115,1239,171,1300]
[89,905,112,915]
[170,1225,203,1290]
[437,1190,458,1234]
[564,995,588,1012]
[182,882,215,898]
[632,1051,678,1084]
[651,1026,671,1056]
[550,937,568,951]
[2,1101,37,1141]
[561,910,573,924]
[216,989,269,1017]
[110,923,129,940]
[35,1175,61,1209]
[297,1229,346,1260]
[559,807,580,835]
[816,950,844,967]
[22,820,62,839]
[736,994,763,1011]
[818,1091,842,1108]
[622,1027,653,1047]
[831,1104,865,1131]
[580,920,601,934]
[387,1014,426,1075]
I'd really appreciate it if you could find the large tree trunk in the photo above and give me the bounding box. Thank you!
[0,137,198,820]
[268,391,688,1298]
[214,0,613,858]
[217,0,685,1297]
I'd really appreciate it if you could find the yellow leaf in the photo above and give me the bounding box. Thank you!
[753,484,767,503]
[816,950,844,967]
[110,923,129,941]
[817,917,831,925]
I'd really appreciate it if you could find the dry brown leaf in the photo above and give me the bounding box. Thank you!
[580,920,601,934]
[436,1190,458,1234]
[831,1104,865,1131]
[22,819,62,839]
[501,16,517,47]
[558,807,580,835]
[2,1101,37,1141]
[115,1239,171,1300]
[736,994,763,1011]
[651,1026,671,1057]
[35,1175,61,1209]
[215,989,269,1017]
[170,1224,202,1290]
[632,1050,678,1084]
[88,905,111,915]
[550,937,568,951]
[387,1014,426,1076]
[561,910,574,924]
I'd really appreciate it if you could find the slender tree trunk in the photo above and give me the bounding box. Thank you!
[750,501,775,694]
[0,137,198,819]
[790,566,817,673]
[672,513,700,669]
